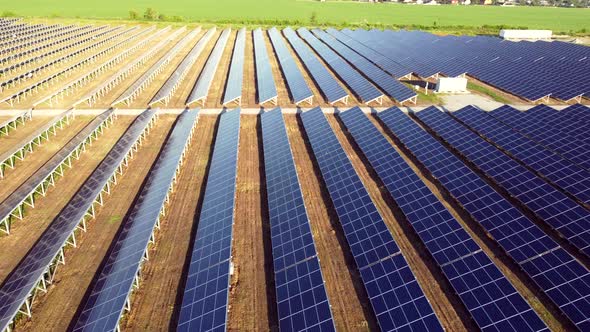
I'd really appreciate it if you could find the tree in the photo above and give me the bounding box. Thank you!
[143,7,158,20]
[128,10,139,20]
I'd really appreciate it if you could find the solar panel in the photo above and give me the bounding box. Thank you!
[150,28,215,106]
[267,28,313,105]
[326,29,412,79]
[0,109,157,331]
[72,109,199,332]
[222,28,245,106]
[253,28,278,105]
[297,28,383,104]
[312,29,417,104]
[452,106,590,205]
[519,104,590,146]
[338,106,547,331]
[261,107,335,331]
[177,108,240,332]
[415,107,590,257]
[378,107,590,330]
[186,28,231,106]
[300,107,443,332]
[490,105,590,170]
[282,27,348,105]
[0,109,31,136]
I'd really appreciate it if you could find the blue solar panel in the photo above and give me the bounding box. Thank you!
[177,108,240,332]
[414,107,590,258]
[519,104,590,146]
[312,29,416,104]
[282,28,348,105]
[297,28,383,104]
[261,107,335,331]
[267,28,314,105]
[300,107,443,332]
[452,106,590,205]
[338,106,547,331]
[253,28,278,104]
[0,109,157,331]
[72,109,199,332]
[326,28,412,79]
[222,28,246,105]
[490,105,590,171]
[378,107,590,330]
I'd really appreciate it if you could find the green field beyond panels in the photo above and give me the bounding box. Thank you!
[1,0,589,33]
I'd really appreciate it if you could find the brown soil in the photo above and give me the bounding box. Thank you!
[0,116,136,284]
[283,114,371,331]
[15,115,177,332]
[227,115,276,331]
[122,115,218,331]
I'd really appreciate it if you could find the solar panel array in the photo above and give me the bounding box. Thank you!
[297,28,383,104]
[186,28,231,106]
[490,105,590,171]
[343,29,590,102]
[72,109,199,332]
[338,107,548,331]
[300,107,443,332]
[282,27,348,105]
[0,109,113,234]
[253,28,278,105]
[378,108,590,330]
[267,28,313,105]
[529,104,590,145]
[261,107,335,331]
[150,28,214,106]
[311,29,417,104]
[222,28,246,106]
[452,106,590,205]
[0,109,157,331]
[414,107,590,258]
[178,108,240,332]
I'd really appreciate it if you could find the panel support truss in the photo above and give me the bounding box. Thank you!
[0,109,32,137]
[0,110,73,178]
[0,112,115,235]
[2,113,158,332]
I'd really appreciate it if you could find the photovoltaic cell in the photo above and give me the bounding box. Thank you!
[261,108,335,331]
[300,107,443,332]
[222,28,245,105]
[297,28,383,104]
[338,106,547,331]
[253,28,278,104]
[414,107,590,258]
[282,27,348,105]
[378,107,590,330]
[268,28,313,104]
[72,109,199,332]
[452,106,590,205]
[490,105,590,171]
[177,108,240,332]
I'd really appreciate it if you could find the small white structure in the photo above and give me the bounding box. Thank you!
[435,77,468,93]
[499,30,552,41]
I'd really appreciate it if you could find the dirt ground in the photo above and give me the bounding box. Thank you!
[15,115,177,332]
[0,115,135,284]
[227,115,276,331]
[122,115,218,331]
[0,116,55,156]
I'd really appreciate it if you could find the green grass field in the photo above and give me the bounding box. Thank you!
[1,0,589,34]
